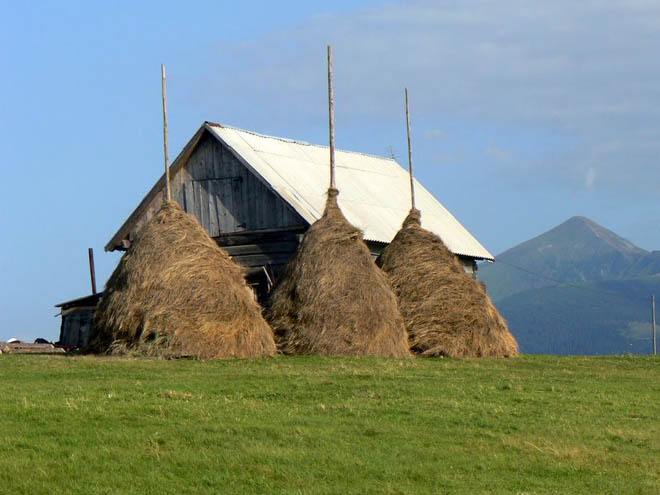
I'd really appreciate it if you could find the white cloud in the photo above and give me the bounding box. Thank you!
[585,167,597,189]
[485,145,512,164]
[189,0,660,197]
[424,128,445,139]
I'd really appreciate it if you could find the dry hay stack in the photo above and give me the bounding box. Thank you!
[89,200,276,359]
[377,209,518,358]
[267,189,410,357]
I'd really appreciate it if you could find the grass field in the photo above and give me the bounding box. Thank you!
[1,355,658,494]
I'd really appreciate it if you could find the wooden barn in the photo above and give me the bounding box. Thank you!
[105,122,493,299]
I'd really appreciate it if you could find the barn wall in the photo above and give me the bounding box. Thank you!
[458,256,477,278]
[124,131,307,245]
[180,133,306,236]
[59,307,94,347]
[169,132,309,295]
[365,241,386,261]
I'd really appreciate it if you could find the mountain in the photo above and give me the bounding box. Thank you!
[479,216,659,302]
[479,217,660,355]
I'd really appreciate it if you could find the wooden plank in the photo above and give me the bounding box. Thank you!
[214,180,231,233]
[266,187,280,229]
[285,201,304,226]
[245,173,258,231]
[212,137,223,178]
[1,343,65,354]
[209,184,219,236]
[260,185,274,229]
[223,143,236,176]
[222,241,299,257]
[230,253,294,267]
[274,197,284,227]
[183,180,194,214]
[214,227,306,247]
[207,141,222,236]
[171,168,180,204]
[205,137,215,179]
[193,180,202,225]
[223,150,243,230]
[238,158,251,227]
[199,182,210,231]
[187,137,203,180]
[254,173,263,231]
[223,178,237,230]
[200,141,214,233]
[231,177,245,231]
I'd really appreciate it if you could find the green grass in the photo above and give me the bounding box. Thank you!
[1,355,659,494]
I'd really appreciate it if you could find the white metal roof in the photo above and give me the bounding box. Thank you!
[207,123,493,260]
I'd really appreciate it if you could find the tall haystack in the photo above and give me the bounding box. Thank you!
[376,87,517,357]
[267,189,410,357]
[377,209,518,357]
[89,200,276,359]
[266,45,409,357]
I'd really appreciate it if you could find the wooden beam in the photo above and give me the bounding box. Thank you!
[88,248,97,295]
[228,253,293,267]
[221,241,299,257]
[214,227,306,247]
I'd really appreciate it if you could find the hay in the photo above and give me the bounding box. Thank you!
[89,200,276,359]
[377,209,518,358]
[267,189,410,357]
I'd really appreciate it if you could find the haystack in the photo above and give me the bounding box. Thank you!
[377,209,518,357]
[267,189,410,357]
[89,200,276,359]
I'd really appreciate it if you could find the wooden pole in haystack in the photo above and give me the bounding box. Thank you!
[265,44,411,357]
[405,88,416,210]
[88,248,97,295]
[327,45,336,190]
[161,64,172,201]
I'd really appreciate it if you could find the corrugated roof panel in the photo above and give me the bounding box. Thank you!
[207,124,493,260]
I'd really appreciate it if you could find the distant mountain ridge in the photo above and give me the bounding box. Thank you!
[479,216,660,355]
[480,216,660,302]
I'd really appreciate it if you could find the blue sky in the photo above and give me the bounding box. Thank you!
[1,1,659,341]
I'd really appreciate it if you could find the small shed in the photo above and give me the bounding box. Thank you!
[104,122,494,297]
[55,293,103,348]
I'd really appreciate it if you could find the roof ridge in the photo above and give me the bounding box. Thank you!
[205,121,398,163]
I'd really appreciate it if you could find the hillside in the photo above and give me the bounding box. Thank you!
[497,276,660,355]
[479,217,660,355]
[479,216,658,302]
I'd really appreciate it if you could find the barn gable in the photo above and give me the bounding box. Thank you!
[107,125,307,251]
[176,131,305,235]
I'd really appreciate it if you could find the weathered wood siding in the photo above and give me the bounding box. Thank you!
[59,308,94,347]
[125,131,306,245]
[458,256,477,278]
[177,133,305,235]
